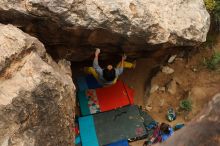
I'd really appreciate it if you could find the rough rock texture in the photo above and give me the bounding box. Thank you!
[0,24,75,146]
[0,0,210,61]
[155,93,220,146]
[167,79,177,95]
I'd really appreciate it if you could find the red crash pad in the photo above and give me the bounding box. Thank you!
[96,80,134,112]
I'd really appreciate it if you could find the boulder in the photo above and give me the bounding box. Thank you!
[0,0,210,61]
[0,24,75,146]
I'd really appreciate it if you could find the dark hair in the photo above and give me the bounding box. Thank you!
[160,123,171,134]
[103,68,116,81]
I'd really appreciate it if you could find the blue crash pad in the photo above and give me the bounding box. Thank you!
[85,74,102,89]
[106,140,129,146]
[76,75,102,90]
[76,76,88,91]
[79,116,99,146]
[77,91,90,116]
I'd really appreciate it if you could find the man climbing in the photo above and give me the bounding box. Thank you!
[85,48,135,86]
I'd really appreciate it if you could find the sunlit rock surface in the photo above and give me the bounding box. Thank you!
[0,0,210,61]
[0,24,75,146]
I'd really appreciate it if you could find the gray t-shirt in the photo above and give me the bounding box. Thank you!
[93,58,123,85]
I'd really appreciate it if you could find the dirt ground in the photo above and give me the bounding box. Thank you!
[120,45,220,146]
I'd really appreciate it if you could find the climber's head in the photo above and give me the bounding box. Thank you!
[103,65,116,81]
[160,123,171,134]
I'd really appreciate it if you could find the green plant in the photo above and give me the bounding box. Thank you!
[204,0,216,11]
[213,0,220,22]
[204,0,220,32]
[213,0,220,15]
[179,99,192,112]
[204,52,220,70]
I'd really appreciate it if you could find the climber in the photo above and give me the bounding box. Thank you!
[85,48,135,85]
[143,123,174,146]
[159,123,174,142]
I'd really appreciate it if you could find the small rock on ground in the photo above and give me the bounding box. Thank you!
[150,84,159,93]
[162,66,174,74]
[167,79,177,95]
[168,55,177,63]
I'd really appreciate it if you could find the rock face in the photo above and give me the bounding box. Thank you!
[0,24,75,146]
[0,0,210,61]
[155,93,220,146]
